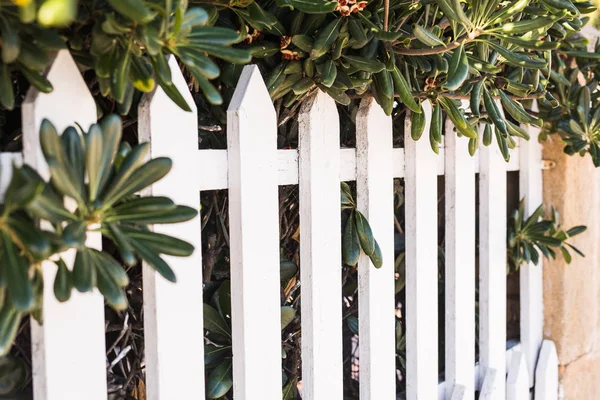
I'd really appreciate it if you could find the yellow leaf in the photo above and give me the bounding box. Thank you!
[291,225,300,242]
[130,379,146,400]
[284,276,296,298]
[12,0,31,6]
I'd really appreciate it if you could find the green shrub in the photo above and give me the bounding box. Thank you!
[1,0,600,161]
[0,115,196,356]
[0,0,596,397]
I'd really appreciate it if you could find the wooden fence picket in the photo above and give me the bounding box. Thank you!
[355,97,396,399]
[138,55,205,400]
[507,352,530,400]
[534,340,559,400]
[478,123,508,399]
[444,107,476,400]
[227,65,282,399]
[519,113,544,387]
[404,101,439,399]
[0,57,558,399]
[298,90,343,399]
[479,368,498,400]
[22,49,107,400]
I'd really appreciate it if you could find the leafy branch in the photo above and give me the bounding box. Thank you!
[341,182,382,268]
[508,198,586,271]
[0,115,197,356]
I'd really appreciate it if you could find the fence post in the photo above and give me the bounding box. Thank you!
[227,65,282,399]
[22,49,107,400]
[404,101,439,399]
[138,55,204,399]
[298,90,343,399]
[356,96,396,399]
[445,108,475,400]
[478,123,508,399]
[520,108,544,386]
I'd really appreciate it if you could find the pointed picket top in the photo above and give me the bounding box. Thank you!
[140,55,197,116]
[479,368,498,400]
[357,94,388,127]
[300,87,337,118]
[228,65,274,116]
[535,340,559,400]
[507,352,529,400]
[22,49,96,178]
[138,54,198,179]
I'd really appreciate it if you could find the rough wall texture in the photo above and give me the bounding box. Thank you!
[542,134,600,399]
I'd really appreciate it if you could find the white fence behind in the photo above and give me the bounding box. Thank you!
[404,100,439,398]
[0,51,559,400]
[478,119,508,400]
[444,105,476,400]
[355,96,396,399]
[138,55,205,399]
[299,90,344,399]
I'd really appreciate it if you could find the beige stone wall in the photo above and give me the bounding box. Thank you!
[543,135,600,399]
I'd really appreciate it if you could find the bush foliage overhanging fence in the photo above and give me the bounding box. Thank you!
[0,0,597,397]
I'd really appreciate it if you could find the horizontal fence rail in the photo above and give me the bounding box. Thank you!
[195,145,522,191]
[0,51,557,400]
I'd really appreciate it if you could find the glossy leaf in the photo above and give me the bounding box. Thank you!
[206,359,233,399]
[53,258,72,302]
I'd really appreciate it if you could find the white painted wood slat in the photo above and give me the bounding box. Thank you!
[6,55,556,400]
[195,146,521,191]
[479,368,498,400]
[444,114,475,400]
[507,352,530,400]
[478,124,507,399]
[298,91,343,399]
[23,49,107,400]
[138,56,205,400]
[451,384,466,400]
[534,340,558,400]
[356,97,396,399]
[404,101,439,399]
[519,114,544,387]
[227,65,282,399]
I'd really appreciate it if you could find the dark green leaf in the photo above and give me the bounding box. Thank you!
[73,250,96,292]
[53,258,72,302]
[204,344,231,368]
[281,306,296,330]
[566,226,586,237]
[342,212,360,266]
[206,359,233,399]
[2,232,33,311]
[203,303,231,338]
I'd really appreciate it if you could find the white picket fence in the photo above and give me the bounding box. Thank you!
[0,49,560,400]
